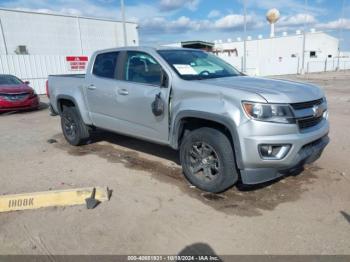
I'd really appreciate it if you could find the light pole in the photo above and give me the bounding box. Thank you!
[0,18,8,55]
[301,0,308,74]
[337,0,346,70]
[121,0,128,46]
[243,0,247,73]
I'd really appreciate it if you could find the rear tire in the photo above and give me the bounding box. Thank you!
[61,106,90,146]
[180,127,238,193]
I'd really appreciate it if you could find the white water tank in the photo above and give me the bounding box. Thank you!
[266,8,280,38]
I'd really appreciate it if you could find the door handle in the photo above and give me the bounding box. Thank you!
[118,89,129,96]
[87,84,96,90]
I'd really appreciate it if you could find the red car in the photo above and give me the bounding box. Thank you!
[0,74,40,112]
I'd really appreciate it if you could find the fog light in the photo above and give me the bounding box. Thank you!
[259,144,291,160]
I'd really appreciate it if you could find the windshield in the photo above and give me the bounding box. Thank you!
[0,75,23,85]
[158,49,241,80]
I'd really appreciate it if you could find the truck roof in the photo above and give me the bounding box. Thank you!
[93,46,202,54]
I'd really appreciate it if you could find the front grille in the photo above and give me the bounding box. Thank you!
[290,98,325,130]
[298,116,323,129]
[0,93,29,102]
[291,98,323,110]
[301,136,326,150]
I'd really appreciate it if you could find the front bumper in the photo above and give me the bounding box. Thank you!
[238,118,330,184]
[0,95,40,112]
[240,135,329,184]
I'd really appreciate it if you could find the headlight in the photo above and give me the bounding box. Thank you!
[322,97,328,119]
[30,89,37,98]
[323,96,327,106]
[242,101,295,124]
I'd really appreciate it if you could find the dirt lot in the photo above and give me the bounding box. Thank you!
[0,71,349,255]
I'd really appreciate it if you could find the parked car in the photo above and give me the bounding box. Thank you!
[48,47,329,193]
[0,74,40,112]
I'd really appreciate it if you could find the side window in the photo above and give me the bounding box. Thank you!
[93,52,119,79]
[310,51,317,58]
[124,51,162,86]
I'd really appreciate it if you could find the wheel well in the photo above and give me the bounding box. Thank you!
[58,99,75,113]
[178,117,233,147]
[177,117,242,173]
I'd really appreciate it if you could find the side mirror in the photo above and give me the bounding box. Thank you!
[160,70,168,88]
[24,81,30,85]
[151,93,164,116]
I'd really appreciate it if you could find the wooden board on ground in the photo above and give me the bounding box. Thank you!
[0,187,110,213]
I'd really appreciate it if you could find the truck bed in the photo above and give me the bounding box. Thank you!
[48,73,87,116]
[49,74,85,78]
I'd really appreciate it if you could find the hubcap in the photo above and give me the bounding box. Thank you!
[63,115,77,139]
[187,142,220,182]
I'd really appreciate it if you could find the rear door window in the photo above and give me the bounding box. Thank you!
[93,52,119,79]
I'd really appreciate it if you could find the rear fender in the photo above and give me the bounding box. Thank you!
[56,95,92,125]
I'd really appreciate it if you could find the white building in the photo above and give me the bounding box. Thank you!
[0,8,139,93]
[214,30,339,75]
[164,30,347,76]
[0,8,139,56]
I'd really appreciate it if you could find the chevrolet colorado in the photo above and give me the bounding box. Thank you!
[48,47,329,193]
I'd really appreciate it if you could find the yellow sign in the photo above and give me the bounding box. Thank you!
[0,187,110,213]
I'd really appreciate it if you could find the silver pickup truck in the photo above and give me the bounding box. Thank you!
[48,46,329,193]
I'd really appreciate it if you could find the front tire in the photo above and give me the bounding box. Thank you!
[180,127,238,193]
[61,106,91,146]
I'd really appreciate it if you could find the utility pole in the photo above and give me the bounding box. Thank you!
[0,18,8,55]
[243,0,247,73]
[337,0,346,70]
[301,0,308,74]
[121,0,128,46]
[76,17,83,55]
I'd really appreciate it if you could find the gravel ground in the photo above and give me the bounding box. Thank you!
[0,71,349,255]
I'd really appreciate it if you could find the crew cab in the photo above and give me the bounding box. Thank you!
[48,47,329,193]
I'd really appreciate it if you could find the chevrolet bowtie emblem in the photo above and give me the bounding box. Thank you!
[312,105,323,118]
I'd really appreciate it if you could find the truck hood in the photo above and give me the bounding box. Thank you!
[200,76,324,103]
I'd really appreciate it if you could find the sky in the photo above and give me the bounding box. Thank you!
[0,0,349,50]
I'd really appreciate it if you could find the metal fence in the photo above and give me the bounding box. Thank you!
[307,59,350,73]
[219,53,350,76]
[0,54,349,94]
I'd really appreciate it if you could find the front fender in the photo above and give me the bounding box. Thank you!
[170,110,244,169]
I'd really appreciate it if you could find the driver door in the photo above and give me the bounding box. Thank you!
[110,51,170,143]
